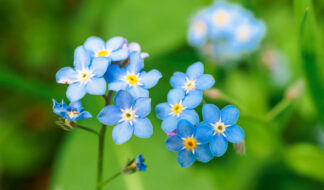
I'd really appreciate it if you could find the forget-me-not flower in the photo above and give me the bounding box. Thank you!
[56,46,109,101]
[196,104,245,157]
[155,88,201,133]
[165,120,213,167]
[105,52,162,98]
[53,99,92,121]
[170,62,214,95]
[84,36,128,61]
[97,90,153,144]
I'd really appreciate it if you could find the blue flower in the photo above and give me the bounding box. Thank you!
[196,104,245,157]
[97,90,153,144]
[170,62,215,95]
[187,10,210,47]
[56,46,109,101]
[53,99,92,121]
[165,120,213,168]
[135,154,146,171]
[84,36,128,61]
[105,52,162,98]
[155,88,201,133]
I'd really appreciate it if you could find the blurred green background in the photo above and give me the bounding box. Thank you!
[1,0,324,189]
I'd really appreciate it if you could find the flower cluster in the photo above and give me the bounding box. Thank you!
[53,36,162,144]
[187,1,266,62]
[156,63,245,167]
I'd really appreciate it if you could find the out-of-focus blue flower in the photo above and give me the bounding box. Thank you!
[123,42,149,59]
[165,120,213,168]
[97,90,153,144]
[135,154,146,171]
[105,52,162,98]
[84,36,128,61]
[187,10,210,47]
[53,99,92,121]
[56,46,109,101]
[170,62,214,95]
[155,88,200,133]
[196,104,245,157]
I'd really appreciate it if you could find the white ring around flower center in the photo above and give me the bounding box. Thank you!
[211,119,230,136]
[77,68,94,84]
[120,107,138,125]
[169,101,186,117]
[182,78,197,93]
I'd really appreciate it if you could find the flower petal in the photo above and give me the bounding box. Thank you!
[140,70,162,89]
[127,52,144,74]
[196,74,215,90]
[210,134,228,157]
[84,36,105,56]
[114,90,135,109]
[133,118,153,138]
[106,36,126,51]
[97,105,122,125]
[195,144,213,162]
[74,46,91,70]
[177,149,195,168]
[182,89,202,109]
[108,81,128,92]
[177,120,194,138]
[180,109,199,126]
[155,103,171,120]
[90,57,110,77]
[76,111,92,120]
[128,42,141,52]
[56,67,77,84]
[202,104,221,123]
[85,77,106,95]
[221,105,239,125]
[110,49,128,61]
[134,98,151,117]
[112,122,133,144]
[186,62,204,79]
[165,135,183,152]
[224,125,245,143]
[127,85,149,98]
[104,64,126,82]
[170,72,186,89]
[167,88,185,105]
[66,82,86,102]
[162,116,179,133]
[194,122,214,144]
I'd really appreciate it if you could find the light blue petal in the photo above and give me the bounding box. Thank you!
[74,46,91,70]
[177,149,195,168]
[167,88,185,105]
[170,72,186,89]
[133,118,153,138]
[224,125,245,143]
[196,74,215,90]
[56,67,77,84]
[182,90,202,109]
[110,49,128,61]
[186,62,204,79]
[202,104,221,123]
[84,36,105,56]
[108,81,128,92]
[180,109,199,126]
[69,101,81,109]
[162,116,179,133]
[104,64,126,82]
[90,57,110,77]
[221,105,239,125]
[76,111,92,120]
[127,85,149,98]
[177,120,194,138]
[112,122,133,144]
[134,98,151,117]
[195,144,213,162]
[194,122,214,144]
[97,105,122,125]
[155,103,171,120]
[66,82,86,102]
[105,36,126,51]
[210,134,228,157]
[126,52,144,74]
[165,135,183,152]
[85,77,106,95]
[140,70,162,89]
[114,90,135,109]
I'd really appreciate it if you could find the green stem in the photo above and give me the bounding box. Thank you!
[266,98,291,122]
[76,125,99,136]
[98,171,122,188]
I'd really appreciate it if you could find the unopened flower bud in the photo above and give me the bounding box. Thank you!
[233,141,245,155]
[285,80,305,100]
[122,154,146,175]
[204,88,222,99]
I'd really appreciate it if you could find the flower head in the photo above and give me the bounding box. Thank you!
[56,46,109,101]
[196,104,245,157]
[53,99,92,121]
[165,120,213,167]
[105,52,162,98]
[122,154,147,175]
[170,62,214,95]
[155,88,201,133]
[97,90,153,144]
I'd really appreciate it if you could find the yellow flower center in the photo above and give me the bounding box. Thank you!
[126,75,139,85]
[184,137,197,150]
[67,109,79,118]
[212,10,229,27]
[172,104,183,114]
[97,50,109,57]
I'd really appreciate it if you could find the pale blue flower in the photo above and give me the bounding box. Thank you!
[53,99,92,121]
